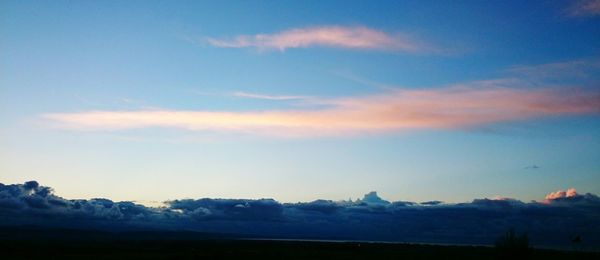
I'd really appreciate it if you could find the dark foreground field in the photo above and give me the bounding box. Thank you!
[1,228,598,259]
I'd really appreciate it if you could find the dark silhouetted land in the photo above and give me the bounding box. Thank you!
[1,227,598,259]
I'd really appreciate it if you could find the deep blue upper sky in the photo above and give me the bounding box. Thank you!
[1,0,599,203]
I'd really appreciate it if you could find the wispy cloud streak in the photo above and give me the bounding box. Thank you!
[232,91,309,101]
[207,25,430,52]
[567,0,600,16]
[506,59,600,80]
[42,86,600,137]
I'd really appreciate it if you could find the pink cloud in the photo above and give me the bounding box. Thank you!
[544,188,579,203]
[42,86,600,137]
[567,0,600,17]
[207,25,429,52]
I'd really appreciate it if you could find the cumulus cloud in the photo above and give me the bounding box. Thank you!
[545,188,579,201]
[166,198,283,221]
[2,181,600,249]
[567,0,600,17]
[0,181,170,230]
[287,200,341,214]
[543,188,600,208]
[206,25,431,52]
[41,85,600,137]
[358,191,390,206]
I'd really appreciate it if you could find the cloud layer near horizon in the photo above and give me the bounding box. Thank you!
[1,181,600,249]
[206,25,429,52]
[42,85,600,137]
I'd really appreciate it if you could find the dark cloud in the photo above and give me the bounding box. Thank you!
[524,165,540,170]
[287,200,341,214]
[0,182,170,230]
[167,198,283,221]
[23,181,40,190]
[547,192,600,207]
[359,191,390,206]
[420,200,443,206]
[1,181,600,250]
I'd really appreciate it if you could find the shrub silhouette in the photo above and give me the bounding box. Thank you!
[495,228,531,257]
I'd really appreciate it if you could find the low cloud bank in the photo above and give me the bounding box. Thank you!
[1,182,599,249]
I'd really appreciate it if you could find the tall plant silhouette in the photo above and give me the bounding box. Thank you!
[495,228,530,257]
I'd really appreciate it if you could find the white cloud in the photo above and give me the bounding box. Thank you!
[207,25,432,52]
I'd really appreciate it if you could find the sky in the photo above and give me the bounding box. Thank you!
[1,0,600,205]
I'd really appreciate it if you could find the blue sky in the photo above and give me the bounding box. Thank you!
[1,0,600,204]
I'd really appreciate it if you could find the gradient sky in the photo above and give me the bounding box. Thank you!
[1,0,600,205]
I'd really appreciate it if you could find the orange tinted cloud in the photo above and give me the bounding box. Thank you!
[42,86,600,137]
[207,25,428,52]
[543,188,579,204]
